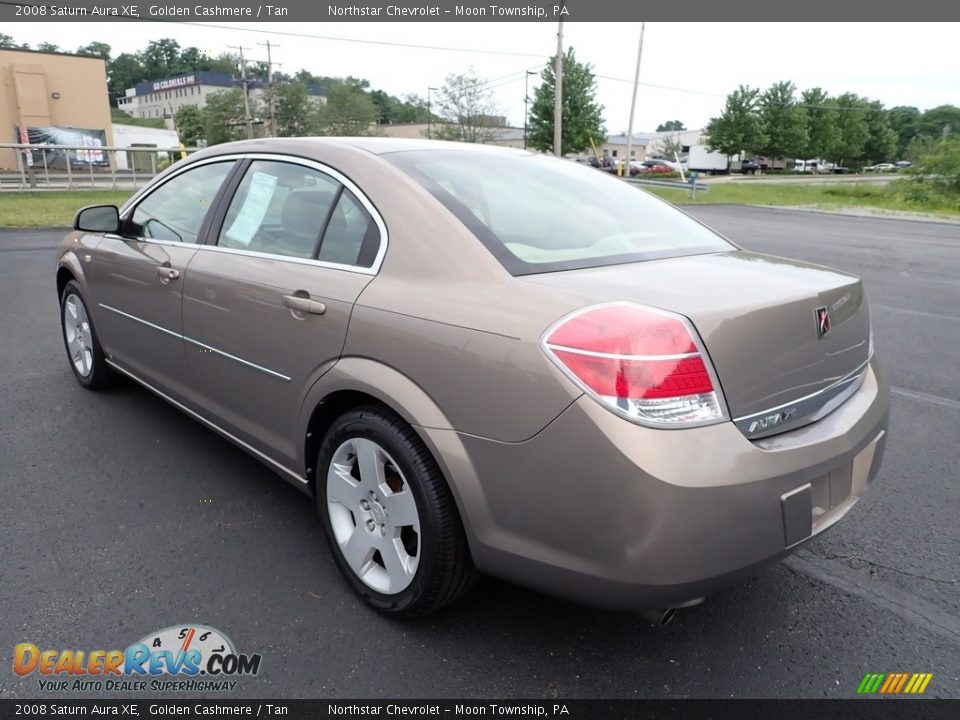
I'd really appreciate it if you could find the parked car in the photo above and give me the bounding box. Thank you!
[638,159,674,174]
[794,159,836,174]
[863,163,896,173]
[894,160,912,169]
[739,159,761,175]
[606,159,643,176]
[58,138,889,622]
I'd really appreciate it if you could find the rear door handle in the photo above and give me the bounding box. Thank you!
[283,293,326,315]
[156,266,180,281]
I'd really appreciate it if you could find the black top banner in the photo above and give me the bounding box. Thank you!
[2,0,960,21]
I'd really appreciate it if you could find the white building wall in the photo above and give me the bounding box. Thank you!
[111,123,180,170]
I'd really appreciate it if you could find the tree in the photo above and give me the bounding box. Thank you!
[140,38,183,80]
[276,83,319,137]
[800,88,839,161]
[37,42,61,53]
[705,85,766,157]
[0,33,18,48]
[76,42,111,61]
[367,92,433,125]
[655,135,685,161]
[905,135,960,194]
[527,48,605,153]
[429,69,503,144]
[861,101,898,164]
[656,120,685,132]
[758,81,808,160]
[173,105,205,146]
[317,79,380,136]
[830,93,870,167]
[395,94,432,123]
[203,89,257,145]
[917,105,960,140]
[887,106,921,157]
[108,53,146,103]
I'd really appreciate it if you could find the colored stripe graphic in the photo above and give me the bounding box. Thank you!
[893,673,909,693]
[857,672,933,694]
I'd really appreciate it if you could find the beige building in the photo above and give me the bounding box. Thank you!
[593,129,706,162]
[0,48,113,170]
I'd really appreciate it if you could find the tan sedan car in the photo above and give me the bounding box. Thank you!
[57,139,889,622]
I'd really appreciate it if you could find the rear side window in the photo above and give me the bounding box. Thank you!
[218,160,339,259]
[318,189,379,268]
[385,151,733,275]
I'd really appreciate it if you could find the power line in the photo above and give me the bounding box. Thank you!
[172,21,545,59]
[595,73,724,98]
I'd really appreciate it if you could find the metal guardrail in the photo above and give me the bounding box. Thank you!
[0,143,201,191]
[624,177,710,193]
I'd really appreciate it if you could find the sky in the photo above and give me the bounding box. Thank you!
[7,22,960,132]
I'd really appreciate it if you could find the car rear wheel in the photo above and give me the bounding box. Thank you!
[317,405,477,617]
[60,281,114,390]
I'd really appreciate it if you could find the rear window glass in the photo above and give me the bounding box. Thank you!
[385,150,733,275]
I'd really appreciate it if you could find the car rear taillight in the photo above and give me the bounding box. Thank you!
[541,303,728,427]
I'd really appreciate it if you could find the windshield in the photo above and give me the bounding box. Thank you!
[385,150,734,275]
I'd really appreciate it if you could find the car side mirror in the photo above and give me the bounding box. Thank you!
[74,205,120,233]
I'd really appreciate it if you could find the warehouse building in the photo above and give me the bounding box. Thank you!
[117,71,326,120]
[0,47,113,170]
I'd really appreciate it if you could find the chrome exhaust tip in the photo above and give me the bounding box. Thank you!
[641,608,677,627]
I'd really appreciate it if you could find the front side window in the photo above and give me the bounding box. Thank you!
[218,160,339,260]
[386,150,733,275]
[129,161,234,244]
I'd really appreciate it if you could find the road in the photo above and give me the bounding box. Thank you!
[1,208,958,700]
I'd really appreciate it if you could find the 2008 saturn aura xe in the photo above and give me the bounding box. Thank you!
[57,138,889,620]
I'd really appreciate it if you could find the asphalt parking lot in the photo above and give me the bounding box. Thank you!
[1,206,958,699]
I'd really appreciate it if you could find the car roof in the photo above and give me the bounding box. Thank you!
[193,136,533,158]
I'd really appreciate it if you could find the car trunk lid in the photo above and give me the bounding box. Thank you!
[523,250,871,428]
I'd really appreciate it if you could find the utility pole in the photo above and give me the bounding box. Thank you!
[553,19,563,156]
[427,86,439,139]
[229,45,254,139]
[624,22,646,174]
[523,69,536,150]
[258,39,280,137]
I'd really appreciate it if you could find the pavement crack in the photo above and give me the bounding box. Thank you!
[783,555,960,645]
[797,549,959,585]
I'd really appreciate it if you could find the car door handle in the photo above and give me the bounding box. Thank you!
[282,294,326,315]
[156,266,180,281]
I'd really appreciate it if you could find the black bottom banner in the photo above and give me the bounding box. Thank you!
[1,700,958,720]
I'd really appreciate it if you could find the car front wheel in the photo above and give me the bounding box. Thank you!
[60,280,114,389]
[317,405,477,617]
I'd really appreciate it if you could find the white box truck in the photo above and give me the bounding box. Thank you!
[688,145,729,174]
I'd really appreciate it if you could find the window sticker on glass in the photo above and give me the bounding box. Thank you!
[225,171,279,246]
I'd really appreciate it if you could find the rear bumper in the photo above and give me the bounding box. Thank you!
[427,356,889,611]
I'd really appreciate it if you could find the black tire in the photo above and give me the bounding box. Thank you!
[316,404,477,617]
[60,280,115,390]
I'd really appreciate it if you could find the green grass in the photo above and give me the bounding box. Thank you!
[2,180,959,228]
[111,108,168,129]
[646,179,960,218]
[0,191,134,227]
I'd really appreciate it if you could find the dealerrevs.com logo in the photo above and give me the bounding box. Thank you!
[14,625,262,692]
